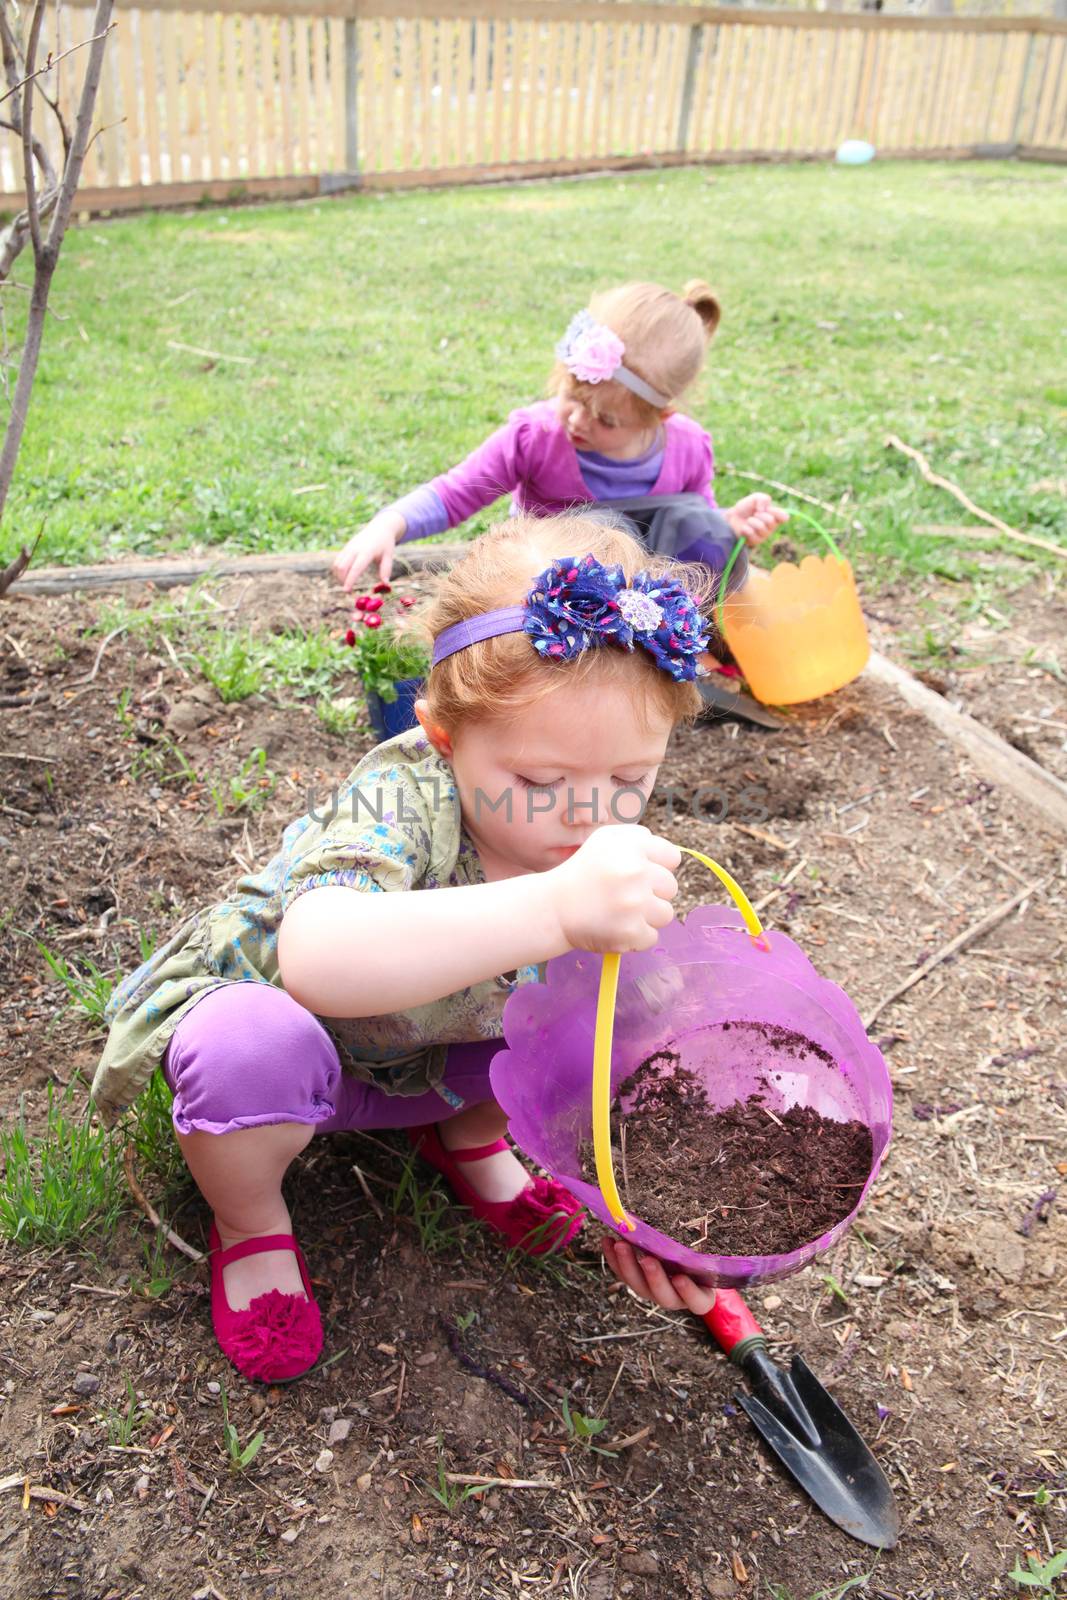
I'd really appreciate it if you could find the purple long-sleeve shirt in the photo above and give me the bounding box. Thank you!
[387,400,717,542]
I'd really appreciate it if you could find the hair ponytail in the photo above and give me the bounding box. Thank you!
[682,279,721,340]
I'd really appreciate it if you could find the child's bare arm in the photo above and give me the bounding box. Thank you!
[278,825,679,1018]
[279,874,564,1017]
[332,508,407,591]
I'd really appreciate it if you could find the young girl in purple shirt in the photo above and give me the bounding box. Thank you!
[333,279,787,592]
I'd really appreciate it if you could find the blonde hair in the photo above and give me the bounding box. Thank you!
[417,515,715,733]
[550,279,721,423]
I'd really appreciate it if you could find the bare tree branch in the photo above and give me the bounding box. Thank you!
[0,0,115,560]
[0,189,58,281]
[0,518,42,598]
[0,9,55,281]
[0,24,113,109]
[0,115,57,189]
[45,0,114,253]
[21,2,47,263]
[0,9,70,157]
[0,21,115,109]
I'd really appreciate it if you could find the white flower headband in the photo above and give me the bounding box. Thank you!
[556,310,670,409]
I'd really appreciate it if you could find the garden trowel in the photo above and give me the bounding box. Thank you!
[697,673,785,731]
[701,1289,899,1549]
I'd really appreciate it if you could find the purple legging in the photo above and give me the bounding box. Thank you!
[162,982,500,1138]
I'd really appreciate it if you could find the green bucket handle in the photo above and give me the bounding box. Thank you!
[715,507,847,635]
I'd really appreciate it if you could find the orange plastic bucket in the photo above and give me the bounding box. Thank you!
[717,512,869,706]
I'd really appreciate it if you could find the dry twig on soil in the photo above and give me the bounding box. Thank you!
[723,465,864,532]
[863,876,1050,1028]
[123,1142,204,1263]
[886,436,1067,562]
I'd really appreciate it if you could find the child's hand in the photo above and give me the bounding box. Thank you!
[332,510,406,590]
[550,825,680,954]
[602,1237,716,1316]
[725,493,788,549]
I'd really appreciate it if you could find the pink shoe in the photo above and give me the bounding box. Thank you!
[407,1124,584,1256]
[209,1222,323,1384]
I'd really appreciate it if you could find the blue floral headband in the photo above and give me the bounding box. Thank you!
[556,311,670,409]
[431,554,710,682]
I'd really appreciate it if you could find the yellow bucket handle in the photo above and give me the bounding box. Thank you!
[592,847,767,1231]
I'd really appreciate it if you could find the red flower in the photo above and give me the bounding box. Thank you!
[363,595,384,612]
[354,595,369,611]
[363,614,383,629]
[372,581,392,594]
[344,628,356,647]
[399,596,415,608]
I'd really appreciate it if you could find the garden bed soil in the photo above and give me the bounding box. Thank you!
[581,1053,874,1259]
[0,571,1064,1600]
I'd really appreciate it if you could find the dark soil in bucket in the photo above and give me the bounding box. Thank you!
[581,1047,874,1257]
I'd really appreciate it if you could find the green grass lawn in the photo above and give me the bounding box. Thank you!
[5,159,1066,575]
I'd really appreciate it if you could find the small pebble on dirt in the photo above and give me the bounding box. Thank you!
[619,1551,659,1577]
[314,1449,334,1473]
[249,1394,266,1417]
[206,1381,221,1395]
[72,1372,100,1397]
[328,1418,353,1445]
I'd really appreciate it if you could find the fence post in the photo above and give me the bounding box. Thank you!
[344,18,360,176]
[676,23,704,152]
[1011,30,1038,146]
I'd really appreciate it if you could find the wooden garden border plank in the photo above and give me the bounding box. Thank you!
[12,545,470,594]
[865,649,1067,836]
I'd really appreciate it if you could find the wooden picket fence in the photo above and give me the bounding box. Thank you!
[5,1,1066,212]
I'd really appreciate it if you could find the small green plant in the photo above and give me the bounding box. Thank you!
[316,694,363,736]
[1009,1550,1067,1595]
[220,1381,265,1472]
[1021,647,1065,683]
[424,1441,483,1514]
[0,1084,124,1248]
[132,1226,175,1300]
[268,627,351,700]
[210,746,276,815]
[391,1149,476,1255]
[821,1272,849,1305]
[130,737,200,787]
[103,1377,151,1446]
[768,1576,873,1600]
[126,1070,188,1201]
[347,622,429,704]
[195,632,264,703]
[116,686,135,735]
[1035,1485,1052,1509]
[37,943,116,1024]
[454,1308,477,1333]
[561,1393,615,1455]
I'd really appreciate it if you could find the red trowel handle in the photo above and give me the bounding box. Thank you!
[702,1288,767,1364]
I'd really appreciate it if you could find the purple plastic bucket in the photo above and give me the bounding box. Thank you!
[492,905,892,1287]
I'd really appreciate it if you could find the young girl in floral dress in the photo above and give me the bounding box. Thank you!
[95,513,717,1384]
